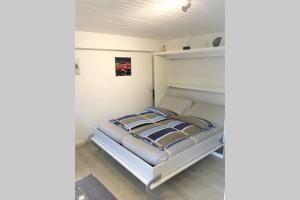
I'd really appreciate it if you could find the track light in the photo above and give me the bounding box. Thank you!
[182,0,191,12]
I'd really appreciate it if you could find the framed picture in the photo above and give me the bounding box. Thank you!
[115,57,131,76]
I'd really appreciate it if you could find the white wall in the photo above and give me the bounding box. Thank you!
[169,57,224,86]
[168,56,225,105]
[165,32,225,51]
[75,31,163,145]
[154,56,225,106]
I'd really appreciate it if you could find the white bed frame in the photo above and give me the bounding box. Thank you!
[90,128,223,192]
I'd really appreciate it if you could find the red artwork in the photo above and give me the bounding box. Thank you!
[115,57,131,76]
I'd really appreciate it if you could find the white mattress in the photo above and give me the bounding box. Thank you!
[97,120,129,144]
[96,121,222,166]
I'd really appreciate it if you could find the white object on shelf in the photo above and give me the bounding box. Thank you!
[168,82,225,94]
[153,47,224,59]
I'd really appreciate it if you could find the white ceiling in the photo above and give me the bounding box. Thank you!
[76,0,224,40]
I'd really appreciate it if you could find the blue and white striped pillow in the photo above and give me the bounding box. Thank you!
[145,107,178,117]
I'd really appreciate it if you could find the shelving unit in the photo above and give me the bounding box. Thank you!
[153,46,225,106]
[168,82,225,94]
[153,46,224,59]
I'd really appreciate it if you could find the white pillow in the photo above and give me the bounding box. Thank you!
[159,96,192,115]
[185,101,225,131]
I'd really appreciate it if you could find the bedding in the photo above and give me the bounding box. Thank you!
[122,134,169,165]
[93,127,221,165]
[190,128,218,144]
[122,135,196,165]
[184,101,225,132]
[170,115,216,129]
[97,120,129,143]
[131,118,212,150]
[110,110,168,131]
[110,107,215,150]
[96,120,196,165]
[95,99,224,166]
[145,107,177,117]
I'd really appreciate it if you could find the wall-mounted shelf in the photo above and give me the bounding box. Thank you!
[168,82,225,94]
[153,47,224,59]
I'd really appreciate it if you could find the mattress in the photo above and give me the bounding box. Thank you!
[96,120,222,166]
[97,120,129,144]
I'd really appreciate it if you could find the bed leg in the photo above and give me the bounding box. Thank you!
[88,133,95,141]
[89,140,101,149]
[146,175,161,199]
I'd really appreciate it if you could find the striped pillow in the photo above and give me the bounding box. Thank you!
[132,119,203,150]
[110,111,167,131]
[170,115,216,129]
[145,107,177,117]
[110,114,152,131]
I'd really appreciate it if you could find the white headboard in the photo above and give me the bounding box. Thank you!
[167,87,224,106]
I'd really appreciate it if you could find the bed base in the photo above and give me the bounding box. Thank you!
[90,128,223,191]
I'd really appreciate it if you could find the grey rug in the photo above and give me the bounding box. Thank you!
[75,174,117,200]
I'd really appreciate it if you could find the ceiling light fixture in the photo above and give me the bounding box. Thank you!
[182,0,191,12]
[159,0,182,10]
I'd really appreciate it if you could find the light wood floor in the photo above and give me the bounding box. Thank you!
[76,142,225,200]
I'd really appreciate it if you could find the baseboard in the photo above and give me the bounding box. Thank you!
[75,141,86,148]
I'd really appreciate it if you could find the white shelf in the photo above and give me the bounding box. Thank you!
[153,47,224,59]
[168,82,225,94]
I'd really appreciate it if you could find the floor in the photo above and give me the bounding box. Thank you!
[76,142,225,200]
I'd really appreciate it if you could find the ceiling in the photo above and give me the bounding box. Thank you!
[76,0,224,40]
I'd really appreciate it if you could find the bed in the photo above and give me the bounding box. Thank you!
[89,96,224,192]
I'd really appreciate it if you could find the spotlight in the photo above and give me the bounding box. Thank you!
[182,0,191,12]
